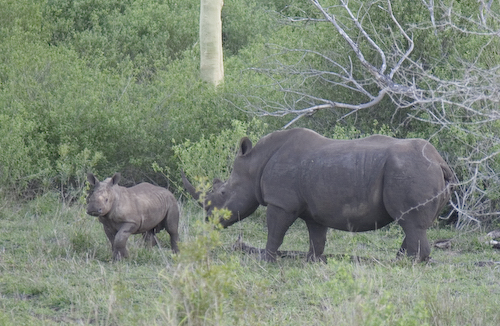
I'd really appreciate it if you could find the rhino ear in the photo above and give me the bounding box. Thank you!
[238,137,253,156]
[87,173,99,186]
[111,173,121,186]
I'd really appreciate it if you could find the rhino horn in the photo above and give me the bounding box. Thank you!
[181,170,201,201]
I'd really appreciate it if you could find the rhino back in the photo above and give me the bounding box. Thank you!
[259,135,393,229]
[256,132,448,231]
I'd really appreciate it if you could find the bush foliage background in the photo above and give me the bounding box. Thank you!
[0,0,273,196]
[1,0,500,222]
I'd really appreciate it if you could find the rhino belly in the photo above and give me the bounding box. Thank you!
[297,150,393,231]
[305,196,393,232]
[134,205,169,233]
[306,190,394,232]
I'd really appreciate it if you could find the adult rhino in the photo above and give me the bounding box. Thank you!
[182,128,456,262]
[87,173,179,261]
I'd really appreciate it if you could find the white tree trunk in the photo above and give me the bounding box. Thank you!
[200,0,224,86]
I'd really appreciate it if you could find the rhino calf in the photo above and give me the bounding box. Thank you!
[86,173,179,261]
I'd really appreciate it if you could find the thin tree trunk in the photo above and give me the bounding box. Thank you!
[200,0,224,86]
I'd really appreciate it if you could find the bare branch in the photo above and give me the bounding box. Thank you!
[385,0,414,79]
[421,0,437,34]
[311,0,388,83]
[234,0,500,225]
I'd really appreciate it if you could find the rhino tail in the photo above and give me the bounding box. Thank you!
[441,163,458,186]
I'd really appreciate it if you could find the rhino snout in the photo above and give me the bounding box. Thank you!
[86,207,103,217]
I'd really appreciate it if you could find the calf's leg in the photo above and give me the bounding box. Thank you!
[165,209,180,253]
[113,223,137,261]
[101,223,116,247]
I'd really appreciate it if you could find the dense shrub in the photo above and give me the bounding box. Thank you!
[0,33,160,195]
[2,0,500,225]
[172,119,269,184]
[43,0,199,79]
[42,0,277,76]
[0,0,281,197]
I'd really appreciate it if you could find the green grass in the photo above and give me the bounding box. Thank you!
[1,194,500,325]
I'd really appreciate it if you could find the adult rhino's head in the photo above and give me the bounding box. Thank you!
[86,172,121,217]
[181,137,260,228]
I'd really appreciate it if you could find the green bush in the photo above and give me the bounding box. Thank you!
[43,0,199,78]
[42,0,278,76]
[0,112,50,194]
[0,28,162,195]
[172,119,268,184]
[0,0,49,40]
[222,0,275,56]
[0,0,285,198]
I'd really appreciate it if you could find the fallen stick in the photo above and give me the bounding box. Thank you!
[231,236,376,263]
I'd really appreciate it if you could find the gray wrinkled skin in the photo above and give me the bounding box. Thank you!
[87,173,179,261]
[182,128,456,263]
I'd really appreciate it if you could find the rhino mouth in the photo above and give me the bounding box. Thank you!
[86,209,103,217]
[205,207,239,228]
[219,211,245,228]
[220,217,237,228]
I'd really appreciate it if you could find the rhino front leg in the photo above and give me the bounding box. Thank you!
[112,223,137,261]
[305,220,328,263]
[100,222,116,247]
[263,205,297,262]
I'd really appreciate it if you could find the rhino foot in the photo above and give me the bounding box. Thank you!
[112,248,129,261]
[259,250,277,263]
[306,253,327,263]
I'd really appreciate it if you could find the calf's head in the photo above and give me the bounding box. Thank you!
[86,173,121,217]
[181,137,260,228]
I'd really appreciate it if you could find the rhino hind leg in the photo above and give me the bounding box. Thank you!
[388,199,436,262]
[397,223,431,262]
[164,205,180,253]
[142,230,158,247]
[305,220,328,263]
[167,226,179,254]
[383,186,442,262]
